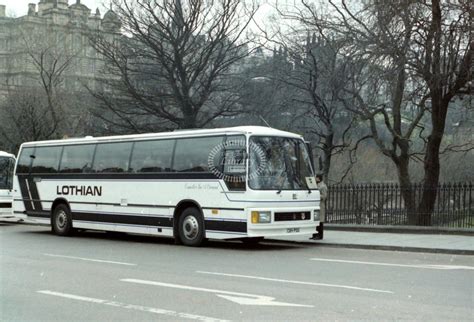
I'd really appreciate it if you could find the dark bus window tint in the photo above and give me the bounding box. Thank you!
[222,135,247,191]
[7,158,15,189]
[93,142,133,173]
[59,144,96,173]
[173,136,224,172]
[130,140,174,173]
[16,147,34,174]
[31,146,62,173]
[0,157,14,189]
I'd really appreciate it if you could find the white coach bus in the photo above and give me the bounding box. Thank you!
[12,126,321,246]
[0,151,16,217]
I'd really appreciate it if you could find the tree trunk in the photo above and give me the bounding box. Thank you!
[396,154,417,225]
[180,109,197,129]
[322,131,334,181]
[417,97,448,226]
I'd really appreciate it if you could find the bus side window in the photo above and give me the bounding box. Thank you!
[172,136,223,172]
[16,147,34,174]
[59,144,96,173]
[92,142,133,173]
[130,139,174,173]
[31,146,62,174]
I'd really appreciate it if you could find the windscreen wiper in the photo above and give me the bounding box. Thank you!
[276,172,285,194]
[294,173,311,194]
[296,141,312,193]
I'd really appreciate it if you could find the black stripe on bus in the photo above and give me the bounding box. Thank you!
[27,210,50,218]
[25,209,247,233]
[72,212,174,227]
[204,220,247,233]
[0,202,12,208]
[16,198,245,212]
[70,212,247,232]
[18,172,218,180]
[70,201,121,206]
[28,178,43,211]
[18,177,34,212]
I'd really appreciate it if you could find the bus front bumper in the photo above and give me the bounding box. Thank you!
[247,207,319,237]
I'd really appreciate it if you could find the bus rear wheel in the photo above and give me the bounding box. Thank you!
[178,207,205,247]
[52,204,73,236]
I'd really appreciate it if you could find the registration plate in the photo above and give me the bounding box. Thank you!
[287,228,300,233]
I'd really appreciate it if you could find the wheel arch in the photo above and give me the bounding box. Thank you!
[51,198,71,214]
[50,198,70,217]
[173,199,204,239]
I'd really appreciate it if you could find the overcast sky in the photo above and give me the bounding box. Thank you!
[0,0,278,33]
[0,0,106,17]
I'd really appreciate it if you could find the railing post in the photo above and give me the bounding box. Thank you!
[469,182,473,228]
[437,182,442,226]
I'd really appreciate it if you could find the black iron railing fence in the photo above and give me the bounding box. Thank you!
[326,182,473,228]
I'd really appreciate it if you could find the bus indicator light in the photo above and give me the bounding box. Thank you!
[251,211,259,223]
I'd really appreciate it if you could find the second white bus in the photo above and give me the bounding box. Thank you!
[13,126,321,246]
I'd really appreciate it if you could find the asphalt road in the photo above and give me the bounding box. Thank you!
[1,223,473,321]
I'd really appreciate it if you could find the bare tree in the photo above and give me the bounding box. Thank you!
[0,89,56,152]
[296,0,472,225]
[18,25,80,135]
[0,25,82,150]
[225,50,295,129]
[89,0,257,131]
[259,4,365,183]
[412,0,472,224]
[284,35,365,182]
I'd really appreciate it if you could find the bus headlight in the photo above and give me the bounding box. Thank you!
[251,211,271,223]
[314,210,320,221]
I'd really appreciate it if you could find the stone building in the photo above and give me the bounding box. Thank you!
[0,0,121,97]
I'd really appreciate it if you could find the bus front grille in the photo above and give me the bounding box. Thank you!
[274,211,311,221]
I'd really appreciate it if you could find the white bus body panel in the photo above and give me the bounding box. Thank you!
[14,176,319,239]
[12,126,320,240]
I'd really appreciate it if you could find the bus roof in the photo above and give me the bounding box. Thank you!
[19,126,304,147]
[0,151,15,158]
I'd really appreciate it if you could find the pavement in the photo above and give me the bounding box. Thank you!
[2,216,473,255]
[270,229,474,255]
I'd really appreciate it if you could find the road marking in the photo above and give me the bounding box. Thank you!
[43,253,136,266]
[310,258,474,270]
[121,278,313,307]
[37,290,227,322]
[196,271,393,294]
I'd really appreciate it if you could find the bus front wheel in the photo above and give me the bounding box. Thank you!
[52,204,73,236]
[178,207,205,247]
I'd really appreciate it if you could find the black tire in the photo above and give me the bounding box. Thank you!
[52,204,73,236]
[178,207,205,247]
[242,237,264,245]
